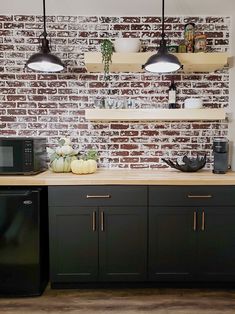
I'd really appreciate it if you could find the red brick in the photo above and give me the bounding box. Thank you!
[0,116,16,122]
[7,109,27,115]
[0,130,17,135]
[120,144,139,150]
[38,88,57,94]
[111,137,129,143]
[120,157,139,163]
[130,164,149,169]
[120,17,141,23]
[111,124,130,130]
[27,95,47,101]
[141,17,161,23]
[140,157,159,163]
[0,123,6,128]
[111,151,129,156]
[18,130,38,136]
[18,116,37,122]
[120,131,139,136]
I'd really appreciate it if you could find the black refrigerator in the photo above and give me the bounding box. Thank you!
[0,187,49,296]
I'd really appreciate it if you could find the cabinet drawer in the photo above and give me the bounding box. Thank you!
[149,186,235,206]
[49,186,147,206]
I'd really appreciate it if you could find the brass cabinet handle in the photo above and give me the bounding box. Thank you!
[187,195,212,199]
[193,211,197,231]
[100,211,104,231]
[86,195,111,199]
[202,211,205,231]
[92,211,96,232]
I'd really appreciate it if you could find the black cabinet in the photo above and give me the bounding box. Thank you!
[198,206,235,281]
[149,206,196,281]
[149,186,235,282]
[49,184,235,285]
[49,206,98,283]
[49,186,147,286]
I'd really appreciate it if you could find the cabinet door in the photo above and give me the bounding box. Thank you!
[149,207,197,281]
[99,207,147,281]
[49,206,98,283]
[198,207,235,282]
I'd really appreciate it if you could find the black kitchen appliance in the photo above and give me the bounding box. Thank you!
[0,137,47,175]
[213,137,229,174]
[0,187,48,296]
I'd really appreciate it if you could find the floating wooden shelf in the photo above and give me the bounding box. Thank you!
[85,108,226,121]
[84,52,229,73]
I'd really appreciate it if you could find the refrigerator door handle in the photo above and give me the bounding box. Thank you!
[0,191,31,197]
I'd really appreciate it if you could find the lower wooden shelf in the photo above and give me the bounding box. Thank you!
[85,108,226,121]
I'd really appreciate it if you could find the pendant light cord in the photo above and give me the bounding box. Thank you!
[40,0,50,53]
[161,0,165,40]
[42,0,48,38]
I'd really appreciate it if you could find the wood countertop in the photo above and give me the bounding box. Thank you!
[1,169,235,186]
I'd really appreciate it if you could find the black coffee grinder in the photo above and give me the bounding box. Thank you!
[213,137,229,174]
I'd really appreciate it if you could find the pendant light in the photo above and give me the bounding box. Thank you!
[143,0,181,73]
[26,0,64,72]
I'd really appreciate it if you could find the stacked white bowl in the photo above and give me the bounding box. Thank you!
[114,38,141,53]
[184,98,203,109]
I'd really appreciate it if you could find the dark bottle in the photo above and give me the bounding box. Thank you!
[168,80,177,109]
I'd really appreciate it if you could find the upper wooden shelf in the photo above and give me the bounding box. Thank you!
[85,108,226,121]
[84,52,229,73]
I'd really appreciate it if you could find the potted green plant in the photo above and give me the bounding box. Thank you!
[101,39,114,80]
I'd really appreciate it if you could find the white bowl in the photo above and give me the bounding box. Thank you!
[114,38,141,53]
[184,98,203,109]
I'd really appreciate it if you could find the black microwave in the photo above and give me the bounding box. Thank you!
[0,137,47,175]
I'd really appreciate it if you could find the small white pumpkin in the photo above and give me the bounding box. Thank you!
[71,159,97,175]
[61,145,74,156]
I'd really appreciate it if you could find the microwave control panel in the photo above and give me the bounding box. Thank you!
[23,141,33,167]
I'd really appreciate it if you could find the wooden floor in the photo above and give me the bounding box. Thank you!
[1,287,235,314]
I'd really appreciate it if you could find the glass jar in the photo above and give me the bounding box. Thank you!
[194,34,207,52]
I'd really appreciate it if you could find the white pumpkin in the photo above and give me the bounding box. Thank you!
[50,156,77,173]
[61,145,74,156]
[71,159,97,174]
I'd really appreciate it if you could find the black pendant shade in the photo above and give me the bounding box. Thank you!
[143,0,181,73]
[26,0,64,72]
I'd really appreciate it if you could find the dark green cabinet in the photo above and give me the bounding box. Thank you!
[149,186,235,282]
[49,184,235,285]
[99,207,147,281]
[49,207,98,283]
[149,206,196,281]
[198,207,235,281]
[48,186,147,286]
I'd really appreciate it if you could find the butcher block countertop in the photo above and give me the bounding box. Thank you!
[1,169,235,186]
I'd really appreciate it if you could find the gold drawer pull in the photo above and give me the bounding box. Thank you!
[202,211,205,231]
[86,195,111,199]
[193,211,197,231]
[187,195,212,199]
[100,211,104,231]
[92,211,96,232]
